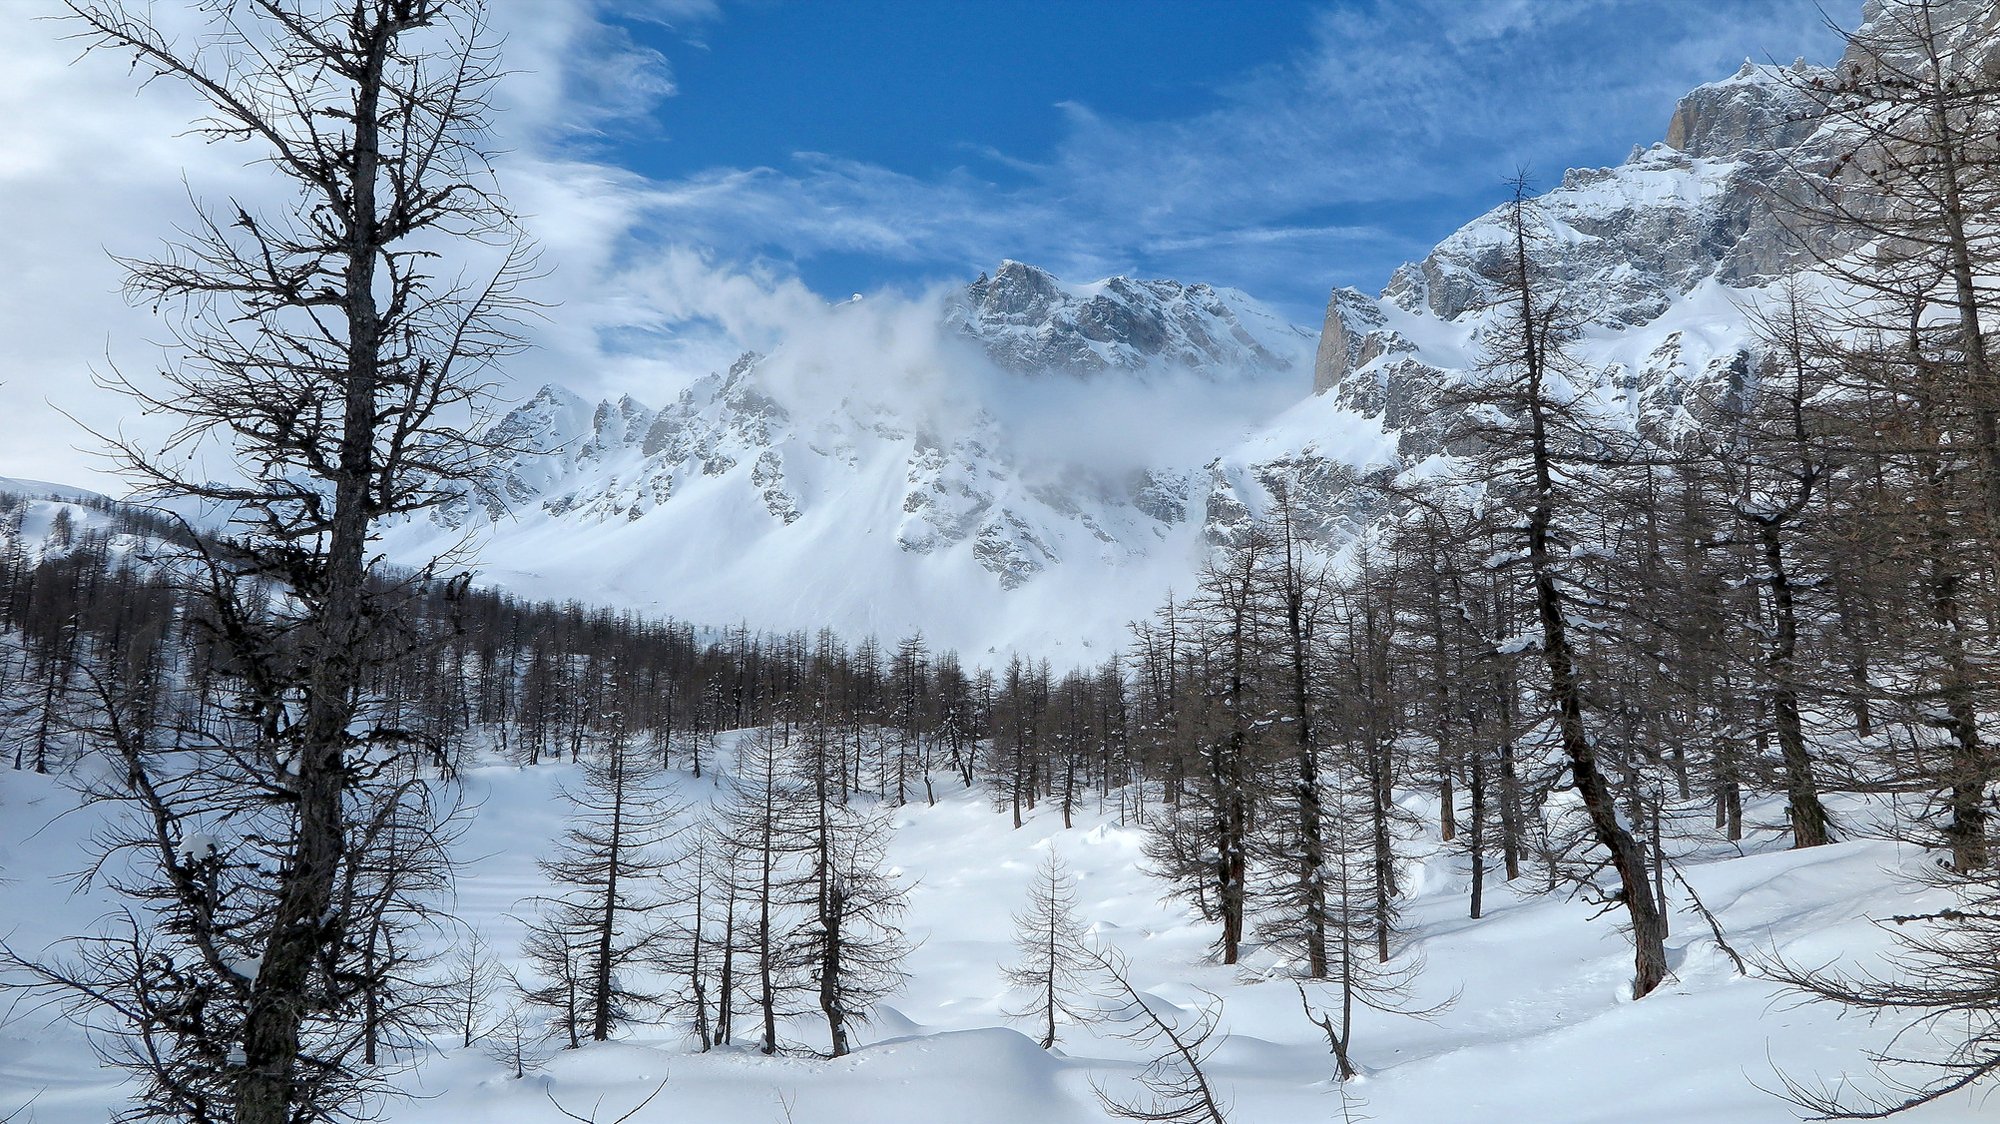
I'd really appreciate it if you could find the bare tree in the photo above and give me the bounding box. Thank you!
[658,813,725,1051]
[442,929,502,1049]
[481,998,549,1080]
[1142,535,1273,966]
[26,1,535,1121]
[529,719,686,1044]
[721,720,816,1055]
[1087,945,1230,1124]
[1002,849,1098,1049]
[1781,0,2000,570]
[1255,487,1337,977]
[1289,748,1446,1082]
[1438,178,1672,997]
[1718,287,1845,850]
[1769,862,2000,1117]
[517,912,587,1052]
[792,710,910,1058]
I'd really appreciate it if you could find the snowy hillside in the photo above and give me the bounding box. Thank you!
[2,747,1987,1123]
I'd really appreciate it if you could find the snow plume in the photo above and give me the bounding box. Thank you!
[665,266,977,420]
[371,252,1331,657]
[978,363,1302,485]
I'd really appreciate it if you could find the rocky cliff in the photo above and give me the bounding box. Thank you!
[1311,53,1861,465]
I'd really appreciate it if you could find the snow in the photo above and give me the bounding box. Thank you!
[175,832,220,863]
[0,478,103,504]
[5,33,1993,1120]
[3,749,1993,1123]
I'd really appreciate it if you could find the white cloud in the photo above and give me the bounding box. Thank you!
[510,0,1846,324]
[0,0,1849,492]
[0,0,732,489]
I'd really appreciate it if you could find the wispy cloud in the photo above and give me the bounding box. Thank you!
[0,0,1849,490]
[555,0,1845,318]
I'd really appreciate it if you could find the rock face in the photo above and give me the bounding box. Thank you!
[1379,59,1839,330]
[946,260,1310,376]
[1318,47,1889,469]
[1843,0,2000,79]
[1665,60,1824,158]
[1312,286,1392,392]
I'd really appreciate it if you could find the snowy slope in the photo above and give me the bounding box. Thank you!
[0,478,104,504]
[1,747,1988,1123]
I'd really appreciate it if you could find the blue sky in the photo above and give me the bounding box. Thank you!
[567,0,1846,320]
[0,0,1857,486]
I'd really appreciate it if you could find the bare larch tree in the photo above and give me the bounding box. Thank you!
[24,2,534,1121]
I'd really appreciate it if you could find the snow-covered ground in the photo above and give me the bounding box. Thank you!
[0,743,1986,1122]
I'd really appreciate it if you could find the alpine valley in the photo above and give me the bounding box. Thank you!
[13,2,2000,1124]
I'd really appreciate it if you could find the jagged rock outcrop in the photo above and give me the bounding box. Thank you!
[1313,287,1379,393]
[1380,58,1838,329]
[946,260,1310,376]
[1628,332,1756,449]
[1665,59,1824,158]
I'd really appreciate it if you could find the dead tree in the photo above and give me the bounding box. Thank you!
[1769,859,2000,1117]
[442,930,502,1050]
[1087,945,1230,1124]
[481,998,549,1080]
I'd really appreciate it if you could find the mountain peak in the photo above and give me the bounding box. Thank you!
[947,261,1308,377]
[963,260,1066,325]
[1663,58,1826,159]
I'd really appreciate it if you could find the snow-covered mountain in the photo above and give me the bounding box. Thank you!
[386,263,1388,658]
[391,13,1940,659]
[1317,0,1996,471]
[945,260,1302,375]
[1313,55,1862,470]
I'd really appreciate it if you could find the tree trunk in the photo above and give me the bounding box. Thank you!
[238,24,393,1118]
[1757,521,1833,848]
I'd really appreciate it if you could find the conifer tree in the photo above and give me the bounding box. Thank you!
[1003,850,1098,1049]
[528,718,686,1043]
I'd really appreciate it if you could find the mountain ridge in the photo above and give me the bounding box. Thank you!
[389,29,1903,659]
